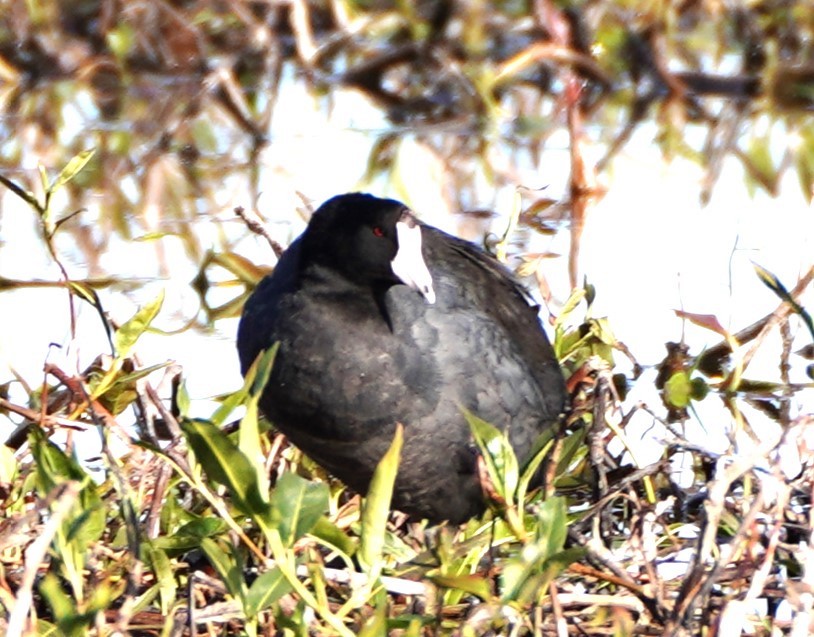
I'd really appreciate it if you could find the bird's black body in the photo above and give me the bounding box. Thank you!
[237,193,566,523]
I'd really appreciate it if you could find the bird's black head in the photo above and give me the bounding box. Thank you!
[301,193,435,302]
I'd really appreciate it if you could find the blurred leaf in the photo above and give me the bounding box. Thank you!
[664,371,692,409]
[238,345,277,496]
[795,124,814,202]
[99,362,170,415]
[674,310,727,336]
[753,263,814,341]
[212,343,276,427]
[181,418,273,527]
[583,277,596,308]
[557,284,587,325]
[274,597,309,636]
[206,292,253,321]
[553,427,588,485]
[359,423,403,576]
[247,343,277,400]
[588,317,617,348]
[465,410,519,509]
[146,544,177,614]
[38,567,116,637]
[65,281,112,347]
[797,344,814,360]
[245,567,292,616]
[106,23,136,61]
[357,589,388,637]
[175,378,191,417]
[535,496,568,557]
[209,251,272,287]
[29,432,105,549]
[38,164,50,199]
[0,443,17,485]
[560,321,615,367]
[270,472,329,547]
[30,435,77,491]
[114,290,165,359]
[153,517,228,551]
[361,134,399,185]
[517,432,554,508]
[500,497,571,604]
[691,376,710,401]
[66,501,106,549]
[494,190,521,263]
[430,574,492,601]
[51,149,96,196]
[200,537,247,602]
[310,516,357,559]
[744,134,777,197]
[39,572,74,625]
[39,572,95,637]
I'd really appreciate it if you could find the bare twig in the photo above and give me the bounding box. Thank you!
[235,205,286,258]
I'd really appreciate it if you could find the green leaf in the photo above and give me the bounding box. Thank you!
[357,589,388,637]
[238,345,277,492]
[309,516,357,558]
[430,574,492,601]
[270,472,329,547]
[175,379,191,417]
[0,443,17,485]
[359,423,403,575]
[744,134,776,197]
[554,287,586,329]
[209,250,272,286]
[114,290,165,358]
[39,571,101,637]
[753,263,814,342]
[98,362,171,415]
[244,567,293,616]
[211,344,277,427]
[65,498,106,548]
[200,537,248,603]
[29,431,105,549]
[153,517,228,551]
[38,164,50,198]
[554,427,587,479]
[690,377,709,401]
[464,410,519,509]
[39,572,74,622]
[51,148,96,195]
[663,371,692,409]
[498,497,572,603]
[517,432,554,507]
[106,23,135,61]
[30,430,86,491]
[181,419,272,526]
[146,544,177,614]
[544,546,586,573]
[535,496,568,557]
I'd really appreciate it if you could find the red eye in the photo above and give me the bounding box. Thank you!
[372,226,384,237]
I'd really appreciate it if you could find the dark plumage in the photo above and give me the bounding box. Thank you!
[237,193,567,524]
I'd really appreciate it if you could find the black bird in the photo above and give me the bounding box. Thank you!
[237,193,567,524]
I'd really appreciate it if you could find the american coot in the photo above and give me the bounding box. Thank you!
[237,193,567,524]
